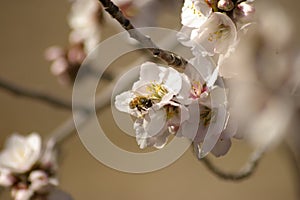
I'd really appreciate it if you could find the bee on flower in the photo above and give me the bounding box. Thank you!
[115,59,240,157]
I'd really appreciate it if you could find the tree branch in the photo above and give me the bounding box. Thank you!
[0,77,73,110]
[195,144,265,181]
[98,0,188,70]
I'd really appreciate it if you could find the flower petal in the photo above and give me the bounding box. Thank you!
[115,91,135,113]
[179,101,200,140]
[200,104,228,157]
[210,138,232,157]
[139,62,162,82]
[181,0,211,28]
[0,133,41,173]
[145,109,167,137]
[162,67,182,94]
[190,12,237,56]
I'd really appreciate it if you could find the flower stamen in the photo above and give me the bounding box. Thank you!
[208,24,230,42]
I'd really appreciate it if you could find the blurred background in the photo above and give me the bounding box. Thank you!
[0,0,300,199]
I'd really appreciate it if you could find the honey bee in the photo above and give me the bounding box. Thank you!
[129,96,153,112]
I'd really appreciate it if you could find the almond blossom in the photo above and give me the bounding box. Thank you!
[115,59,237,157]
[115,62,192,148]
[183,57,238,157]
[0,133,58,200]
[0,133,41,174]
[178,0,238,57]
[178,0,256,78]
[68,0,103,52]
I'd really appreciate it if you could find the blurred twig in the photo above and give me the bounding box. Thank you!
[195,144,265,181]
[98,0,188,70]
[0,77,73,110]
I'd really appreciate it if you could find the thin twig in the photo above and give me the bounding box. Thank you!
[0,77,72,110]
[195,144,265,181]
[46,29,182,147]
[98,0,188,70]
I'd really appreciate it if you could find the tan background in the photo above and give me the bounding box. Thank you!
[0,0,300,199]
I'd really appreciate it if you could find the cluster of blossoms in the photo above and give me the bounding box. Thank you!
[0,133,58,200]
[115,0,256,157]
[115,61,239,157]
[178,0,255,65]
[45,0,103,86]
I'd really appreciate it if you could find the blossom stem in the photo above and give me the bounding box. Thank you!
[98,0,188,70]
[196,145,265,181]
[0,77,73,110]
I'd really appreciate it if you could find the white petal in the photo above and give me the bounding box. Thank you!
[163,67,182,94]
[139,62,161,82]
[179,101,200,140]
[221,114,238,140]
[181,0,211,28]
[134,119,148,149]
[152,131,170,149]
[26,133,41,157]
[145,109,167,137]
[115,91,134,113]
[177,26,194,47]
[0,133,41,173]
[200,104,228,157]
[176,73,192,104]
[210,138,232,157]
[134,115,169,149]
[210,86,227,107]
[187,56,215,84]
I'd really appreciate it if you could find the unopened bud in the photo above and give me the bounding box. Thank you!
[234,2,255,22]
[217,0,234,11]
[0,169,15,187]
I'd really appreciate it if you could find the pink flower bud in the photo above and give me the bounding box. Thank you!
[29,170,58,194]
[234,2,255,22]
[217,0,234,11]
[0,168,15,187]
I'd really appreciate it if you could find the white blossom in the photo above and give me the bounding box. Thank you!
[179,11,237,57]
[115,59,234,157]
[0,133,41,173]
[115,62,192,149]
[68,0,102,52]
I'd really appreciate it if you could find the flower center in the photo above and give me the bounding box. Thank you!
[147,83,168,101]
[208,24,230,42]
[200,106,213,126]
[164,105,179,120]
[191,81,207,98]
